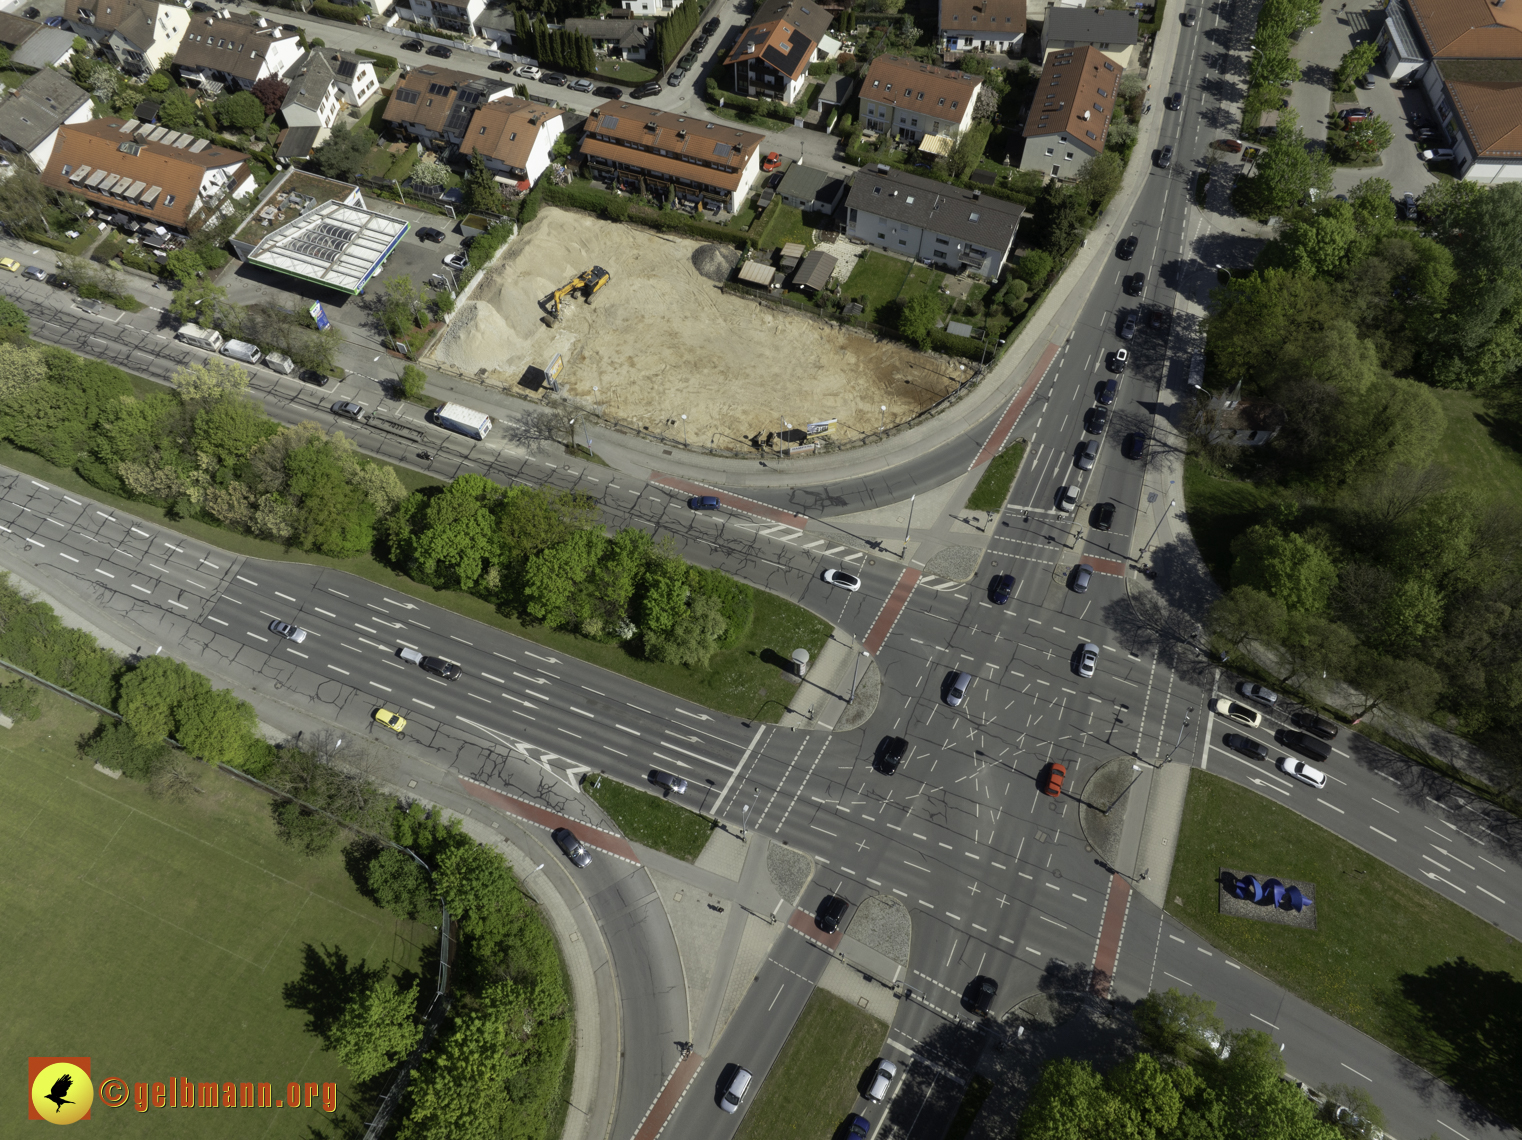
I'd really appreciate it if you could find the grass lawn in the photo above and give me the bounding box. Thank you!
[582,774,714,861]
[754,203,818,252]
[1430,388,1522,506]
[965,440,1027,512]
[843,251,914,323]
[1173,770,1522,1122]
[1181,454,1278,587]
[594,57,656,84]
[896,263,943,305]
[734,989,887,1140]
[0,692,432,1138]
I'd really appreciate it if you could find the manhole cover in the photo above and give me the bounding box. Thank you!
[1036,830,1049,843]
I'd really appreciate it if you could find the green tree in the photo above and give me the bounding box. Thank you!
[0,343,48,403]
[309,123,377,182]
[214,89,266,132]
[1076,150,1124,205]
[328,974,424,1082]
[898,291,945,350]
[285,438,376,557]
[1134,988,1227,1063]
[1318,1083,1388,1140]
[1271,202,1363,277]
[522,528,608,630]
[1014,249,1052,286]
[644,592,728,667]
[0,677,42,722]
[1334,42,1379,90]
[1334,115,1393,160]
[155,86,201,130]
[1350,653,1444,718]
[433,840,520,941]
[1240,116,1334,217]
[394,475,504,590]
[1276,611,1360,688]
[172,356,250,401]
[192,396,278,464]
[1346,176,1396,226]
[367,845,436,918]
[464,149,503,215]
[399,364,428,400]
[1231,526,1338,613]
[378,275,425,337]
[164,248,207,284]
[169,279,244,335]
[176,685,258,765]
[0,297,28,344]
[1019,1057,1125,1140]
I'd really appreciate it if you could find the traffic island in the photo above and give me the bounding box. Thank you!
[1077,755,1142,868]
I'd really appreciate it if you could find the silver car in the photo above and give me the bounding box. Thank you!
[866,1058,898,1103]
[269,619,308,643]
[653,769,688,795]
[1076,439,1099,470]
[1070,563,1094,593]
[552,827,592,867]
[945,671,972,707]
[1058,485,1080,512]
[1077,642,1099,678]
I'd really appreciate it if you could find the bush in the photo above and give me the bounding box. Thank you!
[81,719,172,780]
[312,1,365,22]
[1014,249,1053,286]
[354,48,398,77]
[399,363,427,400]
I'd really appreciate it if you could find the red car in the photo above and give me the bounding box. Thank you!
[761,152,782,171]
[1042,762,1067,797]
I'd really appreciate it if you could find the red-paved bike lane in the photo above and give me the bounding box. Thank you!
[863,567,921,655]
[650,472,809,528]
[970,341,1062,470]
[1090,873,1133,997]
[458,775,641,864]
[630,1049,705,1140]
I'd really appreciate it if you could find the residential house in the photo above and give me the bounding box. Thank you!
[939,0,1025,55]
[381,64,515,150]
[843,165,1023,278]
[580,99,764,212]
[1040,5,1139,69]
[174,13,303,94]
[397,0,488,37]
[0,68,92,170]
[1019,45,1121,178]
[858,55,982,143]
[618,0,676,16]
[69,0,189,77]
[462,97,563,186]
[41,115,257,232]
[776,160,846,213]
[723,0,839,103]
[281,49,379,137]
[0,11,42,48]
[564,17,652,62]
[12,27,80,69]
[1207,384,1284,446]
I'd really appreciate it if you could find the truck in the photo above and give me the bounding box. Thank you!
[176,323,224,352]
[434,402,493,440]
[222,339,263,365]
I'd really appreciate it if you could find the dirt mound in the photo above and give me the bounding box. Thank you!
[691,242,740,283]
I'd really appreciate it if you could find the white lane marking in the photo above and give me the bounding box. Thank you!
[1369,826,1397,843]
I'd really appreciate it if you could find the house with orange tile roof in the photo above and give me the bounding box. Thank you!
[41,116,256,233]
[722,0,838,103]
[858,55,981,143]
[381,64,515,150]
[580,99,764,212]
[1019,45,1121,178]
[939,0,1024,55]
[462,98,564,186]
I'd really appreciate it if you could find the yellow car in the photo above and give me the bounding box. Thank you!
[374,708,407,734]
[0,258,20,273]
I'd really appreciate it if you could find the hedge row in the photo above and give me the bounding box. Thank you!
[312,0,365,23]
[354,48,398,77]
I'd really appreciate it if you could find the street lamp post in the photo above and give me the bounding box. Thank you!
[1105,764,1145,814]
[1142,498,1176,558]
[1164,707,1195,763]
[903,493,915,558]
[849,649,869,702]
[681,413,687,446]
[740,803,750,841]
[880,404,887,433]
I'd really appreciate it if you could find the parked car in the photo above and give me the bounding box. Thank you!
[426,43,453,58]
[1219,138,1244,152]
[816,894,849,933]
[1085,407,1109,433]
[1041,762,1067,797]
[1077,642,1099,679]
[632,80,662,98]
[990,573,1015,605]
[1226,733,1269,760]
[553,827,593,867]
[373,708,407,733]
[967,975,999,1015]
[44,14,65,25]
[543,72,569,86]
[398,39,424,51]
[569,77,594,93]
[1092,502,1116,531]
[667,67,687,85]
[877,736,908,774]
[945,671,972,707]
[1070,563,1094,592]
[1340,107,1373,123]
[21,7,38,19]
[417,226,446,243]
[653,769,688,795]
[761,151,782,171]
[444,252,470,270]
[1076,439,1099,470]
[517,64,542,79]
[1118,235,1139,260]
[1057,484,1080,512]
[1107,348,1129,373]
[0,258,19,273]
[678,50,698,69]
[865,1059,897,1102]
[22,265,45,281]
[1421,148,1455,162]
[331,400,364,420]
[488,60,516,72]
[269,620,307,643]
[694,32,709,48]
[593,85,623,98]
[822,568,861,591]
[1355,73,1376,89]
[688,495,721,510]
[1099,378,1120,405]
[1211,698,1262,727]
[1157,145,1174,167]
[1147,306,1169,331]
[1119,431,1144,459]
[1278,756,1327,788]
[704,16,721,32]
[1400,192,1417,219]
[1120,312,1138,340]
[1237,681,1279,707]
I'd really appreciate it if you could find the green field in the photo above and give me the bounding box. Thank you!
[1431,388,1522,506]
[734,989,887,1140]
[0,694,432,1136]
[582,774,714,861]
[1181,454,1279,586]
[842,251,914,323]
[1172,770,1522,1122]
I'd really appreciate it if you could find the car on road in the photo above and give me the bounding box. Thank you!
[846,1115,871,1139]
[22,265,45,281]
[416,226,446,243]
[1278,755,1327,788]
[688,495,721,510]
[517,64,542,79]
[1099,378,1120,404]
[1183,6,1198,24]
[1076,438,1099,470]
[420,655,461,680]
[1124,271,1145,296]
[1118,235,1138,260]
[553,827,593,867]
[543,72,569,86]
[593,84,623,98]
[1107,348,1129,373]
[488,59,516,72]
[652,769,688,794]
[876,735,908,774]
[1042,762,1067,796]
[631,80,662,98]
[816,894,849,933]
[1092,501,1116,531]
[1123,431,1146,459]
[374,708,407,733]
[1157,145,1173,168]
[426,43,453,58]
[1085,406,1109,433]
[822,568,860,591]
[761,151,782,171]
[990,573,1015,605]
[1400,192,1417,219]
[865,1059,897,1102]
[667,67,687,85]
[1147,306,1169,331]
[1292,710,1339,739]
[269,620,307,643]
[0,258,19,273]
[331,400,364,420]
[1077,642,1099,679]
[1070,563,1094,592]
[444,252,470,270]
[1166,92,1181,110]
[1237,681,1279,706]
[719,1067,752,1114]
[1057,484,1080,512]
[678,50,699,69]
[569,77,595,93]
[1120,312,1138,340]
[1226,733,1269,760]
[1211,698,1262,726]
[967,974,999,1014]
[1421,148,1455,162]
[945,670,973,706]
[705,16,721,32]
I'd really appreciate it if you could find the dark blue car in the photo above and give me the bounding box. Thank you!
[688,495,721,510]
[846,1114,871,1138]
[990,573,1015,605]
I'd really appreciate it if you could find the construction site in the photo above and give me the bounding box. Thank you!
[427,207,965,449]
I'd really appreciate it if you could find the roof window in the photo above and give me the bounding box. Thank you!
[969,211,979,221]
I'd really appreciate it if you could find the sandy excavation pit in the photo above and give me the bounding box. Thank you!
[428,207,966,449]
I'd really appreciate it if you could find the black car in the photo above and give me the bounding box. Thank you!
[877,736,908,774]
[967,975,998,1016]
[1158,145,1174,168]
[1123,432,1146,459]
[1085,406,1109,434]
[1092,501,1116,531]
[300,369,331,387]
[1226,733,1269,761]
[543,72,568,86]
[1098,377,1119,404]
[1147,307,1168,331]
[990,573,1015,605]
[1118,235,1139,260]
[1124,271,1145,296]
[22,5,39,16]
[704,15,721,32]
[632,80,662,97]
[552,827,593,867]
[420,655,461,680]
[400,38,424,51]
[1399,192,1417,220]
[417,226,446,243]
[426,43,453,58]
[593,85,624,98]
[695,33,709,48]
[1106,349,1128,374]
[816,895,849,934]
[190,0,215,9]
[488,60,516,72]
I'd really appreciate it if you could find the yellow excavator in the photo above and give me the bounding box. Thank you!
[542,266,611,323]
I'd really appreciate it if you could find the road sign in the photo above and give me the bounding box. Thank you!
[309,301,330,331]
[545,352,563,392]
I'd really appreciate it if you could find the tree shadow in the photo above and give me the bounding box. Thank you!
[282,943,387,1044]
[1300,61,1337,90]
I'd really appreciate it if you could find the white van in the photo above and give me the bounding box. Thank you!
[222,339,263,365]
[398,647,424,665]
[176,323,224,352]
[264,352,294,374]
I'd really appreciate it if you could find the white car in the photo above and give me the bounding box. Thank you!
[1420,148,1454,162]
[1057,485,1080,512]
[269,620,308,643]
[865,1058,897,1102]
[1237,681,1279,707]
[1077,642,1099,678]
[822,569,861,591]
[1277,755,1327,789]
[517,64,542,79]
[1210,697,1261,727]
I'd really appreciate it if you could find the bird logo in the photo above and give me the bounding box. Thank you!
[28,1059,93,1125]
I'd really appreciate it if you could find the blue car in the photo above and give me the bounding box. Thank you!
[990,573,1015,605]
[688,495,721,510]
[846,1114,871,1138]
